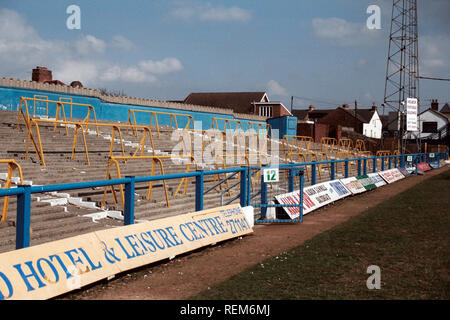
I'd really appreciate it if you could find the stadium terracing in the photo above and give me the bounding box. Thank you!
[1,89,448,255]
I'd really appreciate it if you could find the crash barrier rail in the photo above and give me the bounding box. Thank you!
[126,109,194,138]
[247,121,271,136]
[0,159,24,223]
[175,128,270,166]
[16,116,156,166]
[0,151,448,249]
[102,155,198,210]
[282,135,313,155]
[17,96,99,136]
[211,117,242,133]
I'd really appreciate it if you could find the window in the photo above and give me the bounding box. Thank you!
[259,106,272,117]
[422,121,437,133]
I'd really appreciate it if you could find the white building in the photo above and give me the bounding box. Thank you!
[404,107,450,140]
[363,111,383,139]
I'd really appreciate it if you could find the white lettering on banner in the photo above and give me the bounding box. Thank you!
[378,168,405,184]
[340,177,366,194]
[367,173,387,187]
[0,204,252,300]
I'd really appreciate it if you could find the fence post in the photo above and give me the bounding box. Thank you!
[400,154,405,168]
[16,185,31,249]
[357,159,361,176]
[381,156,385,171]
[388,156,392,169]
[240,167,248,207]
[311,163,316,185]
[299,171,304,223]
[124,176,135,225]
[195,170,204,211]
[330,161,335,180]
[260,167,268,219]
[344,161,349,178]
[373,158,377,173]
[363,158,367,175]
[288,167,294,192]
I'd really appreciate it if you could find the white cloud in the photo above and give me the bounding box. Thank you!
[53,60,99,85]
[312,17,382,46]
[0,8,183,87]
[139,58,183,75]
[169,3,251,23]
[75,35,106,55]
[267,80,288,97]
[111,35,135,51]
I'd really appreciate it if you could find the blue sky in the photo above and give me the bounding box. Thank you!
[1,0,449,113]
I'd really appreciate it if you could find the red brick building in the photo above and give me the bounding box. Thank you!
[183,91,291,118]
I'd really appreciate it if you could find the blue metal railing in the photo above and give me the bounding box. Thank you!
[0,151,447,250]
[0,167,249,250]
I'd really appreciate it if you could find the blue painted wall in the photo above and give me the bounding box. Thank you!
[0,85,268,132]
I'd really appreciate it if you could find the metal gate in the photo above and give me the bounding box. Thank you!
[249,164,305,223]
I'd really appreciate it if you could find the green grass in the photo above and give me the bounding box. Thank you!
[191,169,450,300]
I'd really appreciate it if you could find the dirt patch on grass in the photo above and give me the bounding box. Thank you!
[62,166,449,300]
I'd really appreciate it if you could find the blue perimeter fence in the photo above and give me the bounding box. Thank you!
[0,152,447,250]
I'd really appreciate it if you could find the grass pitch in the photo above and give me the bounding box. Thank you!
[192,169,450,300]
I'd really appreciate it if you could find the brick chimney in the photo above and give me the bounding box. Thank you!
[32,66,52,83]
[343,104,349,109]
[371,105,378,111]
[308,104,315,111]
[431,99,439,111]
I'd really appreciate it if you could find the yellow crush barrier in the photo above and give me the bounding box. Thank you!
[282,135,313,156]
[17,96,99,136]
[32,95,49,117]
[211,117,242,134]
[102,155,198,211]
[127,109,193,138]
[338,138,353,153]
[320,137,337,156]
[248,122,271,137]
[376,150,391,169]
[0,159,24,223]
[18,114,156,167]
[354,139,366,152]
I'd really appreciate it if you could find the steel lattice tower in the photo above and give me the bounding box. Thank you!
[383,0,420,152]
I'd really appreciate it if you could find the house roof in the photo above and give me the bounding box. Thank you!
[290,108,333,121]
[291,109,309,120]
[340,107,377,123]
[419,108,450,122]
[440,103,450,114]
[183,92,268,114]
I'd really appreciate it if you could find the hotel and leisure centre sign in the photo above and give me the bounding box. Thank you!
[0,204,252,300]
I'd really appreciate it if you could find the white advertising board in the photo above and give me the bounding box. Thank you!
[367,173,387,187]
[340,177,366,194]
[274,190,317,219]
[275,180,351,219]
[326,179,352,200]
[378,168,405,183]
[406,98,418,131]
